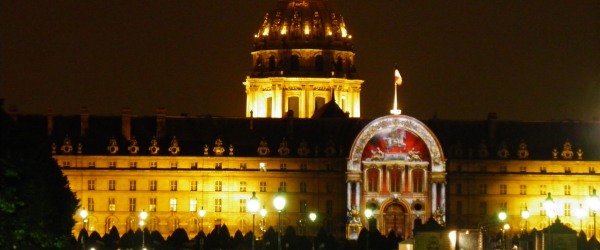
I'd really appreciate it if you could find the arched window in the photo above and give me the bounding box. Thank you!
[290,55,300,71]
[255,57,263,70]
[366,168,379,192]
[412,169,425,193]
[148,217,159,232]
[335,57,343,72]
[389,167,402,192]
[169,217,180,232]
[189,217,199,233]
[105,217,117,234]
[315,55,324,72]
[268,56,276,71]
[125,216,136,232]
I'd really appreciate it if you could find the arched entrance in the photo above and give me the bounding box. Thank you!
[383,202,408,239]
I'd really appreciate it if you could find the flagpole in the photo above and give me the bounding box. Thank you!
[390,68,402,115]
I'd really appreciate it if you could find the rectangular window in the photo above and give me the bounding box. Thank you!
[240,181,247,192]
[565,203,571,216]
[109,180,116,191]
[170,198,177,211]
[88,162,96,168]
[170,180,178,191]
[169,162,177,169]
[150,180,157,191]
[500,184,507,195]
[129,198,136,212]
[500,201,507,210]
[541,166,547,173]
[129,161,137,168]
[108,198,116,211]
[279,182,286,192]
[479,202,487,216]
[565,185,571,195]
[260,182,267,192]
[191,181,198,191]
[300,200,307,213]
[590,166,596,173]
[520,185,527,195]
[240,199,247,213]
[149,198,157,212]
[565,166,571,173]
[540,185,547,195]
[190,199,197,212]
[300,163,308,170]
[63,161,71,167]
[215,181,222,192]
[520,166,526,173]
[150,161,157,168]
[215,163,222,169]
[88,197,95,211]
[326,200,333,215]
[240,163,247,170]
[479,184,487,195]
[191,162,198,169]
[540,202,546,216]
[300,182,307,193]
[129,180,136,191]
[109,161,116,168]
[280,163,287,170]
[591,186,596,195]
[88,179,95,190]
[215,199,222,212]
[500,165,507,172]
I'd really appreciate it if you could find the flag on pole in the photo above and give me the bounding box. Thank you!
[394,68,402,86]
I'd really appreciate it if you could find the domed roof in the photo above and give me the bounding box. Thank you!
[253,0,353,51]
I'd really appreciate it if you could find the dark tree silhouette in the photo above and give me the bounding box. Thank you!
[0,102,78,248]
[167,228,189,249]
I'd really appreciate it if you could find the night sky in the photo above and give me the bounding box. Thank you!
[2,1,599,121]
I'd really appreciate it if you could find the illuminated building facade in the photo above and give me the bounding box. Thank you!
[244,0,363,118]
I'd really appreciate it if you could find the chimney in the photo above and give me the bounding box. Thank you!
[80,107,89,138]
[121,108,132,140]
[47,108,54,136]
[156,107,166,139]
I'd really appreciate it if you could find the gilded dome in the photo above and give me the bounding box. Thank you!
[253,0,353,51]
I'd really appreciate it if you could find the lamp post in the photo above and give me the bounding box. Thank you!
[248,192,260,250]
[364,208,373,250]
[79,208,88,250]
[543,193,555,226]
[498,211,506,250]
[273,191,286,250]
[521,206,530,232]
[260,206,267,234]
[589,189,600,236]
[309,212,317,250]
[575,203,586,232]
[198,206,206,233]
[139,209,148,250]
[502,223,510,250]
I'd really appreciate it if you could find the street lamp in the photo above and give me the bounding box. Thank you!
[521,206,530,232]
[589,189,600,236]
[309,212,317,249]
[260,206,267,235]
[248,192,260,250]
[543,193,556,226]
[364,208,373,250]
[502,223,510,250]
[198,206,206,232]
[498,211,506,250]
[273,191,286,250]
[79,208,88,250]
[575,203,586,232]
[139,209,148,250]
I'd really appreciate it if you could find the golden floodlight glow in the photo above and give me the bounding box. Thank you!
[262,27,269,36]
[341,26,347,38]
[281,25,287,35]
[304,24,310,35]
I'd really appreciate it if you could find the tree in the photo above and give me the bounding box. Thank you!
[0,102,78,249]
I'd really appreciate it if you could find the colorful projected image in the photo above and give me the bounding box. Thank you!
[361,127,430,163]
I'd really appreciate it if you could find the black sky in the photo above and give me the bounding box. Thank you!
[1,1,599,121]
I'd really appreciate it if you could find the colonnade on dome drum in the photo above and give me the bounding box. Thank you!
[345,115,447,240]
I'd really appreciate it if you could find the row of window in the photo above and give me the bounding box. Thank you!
[456,165,596,174]
[64,161,312,170]
[365,168,426,193]
[85,197,333,215]
[456,201,596,218]
[457,184,596,196]
[87,179,331,193]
